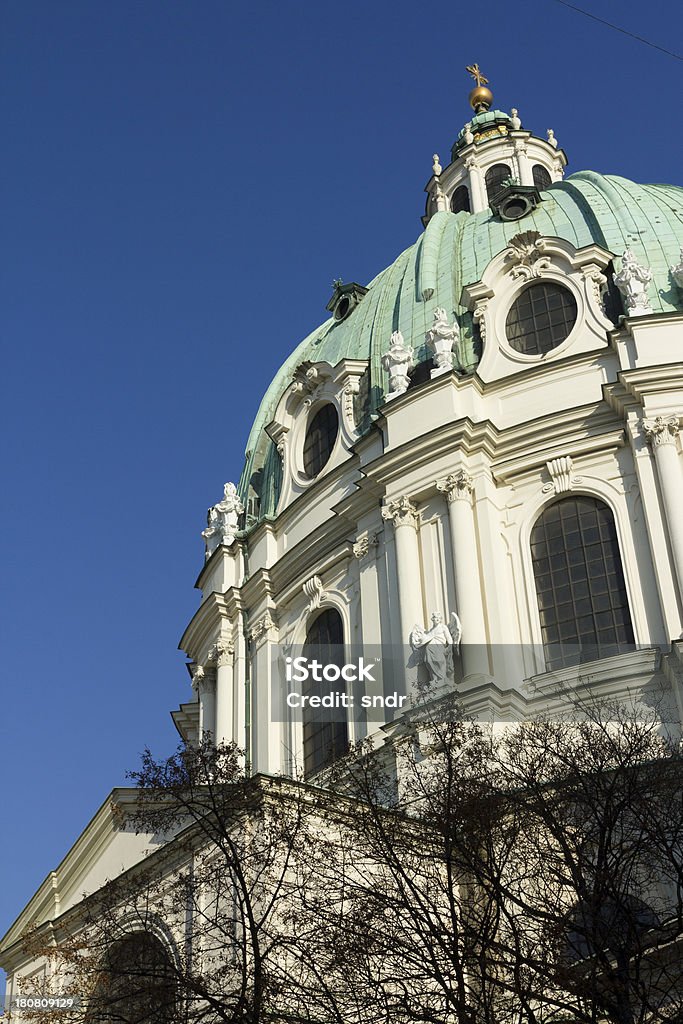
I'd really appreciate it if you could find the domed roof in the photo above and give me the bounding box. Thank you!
[239,171,683,520]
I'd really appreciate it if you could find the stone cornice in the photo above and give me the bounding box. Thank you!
[178,591,240,660]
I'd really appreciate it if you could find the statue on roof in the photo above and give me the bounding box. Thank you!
[201,482,244,559]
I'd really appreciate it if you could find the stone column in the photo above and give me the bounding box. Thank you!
[193,666,216,739]
[437,472,490,678]
[465,157,486,213]
[213,638,235,746]
[248,611,280,776]
[643,415,683,601]
[513,140,534,186]
[382,496,423,645]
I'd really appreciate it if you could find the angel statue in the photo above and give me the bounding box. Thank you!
[409,611,462,687]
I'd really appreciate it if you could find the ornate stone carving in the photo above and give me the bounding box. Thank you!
[642,416,680,448]
[463,123,474,146]
[201,482,244,559]
[303,575,325,612]
[353,531,379,560]
[381,331,413,401]
[504,230,551,280]
[290,364,330,410]
[465,154,477,170]
[425,307,459,374]
[509,108,521,130]
[581,265,608,307]
[614,249,653,316]
[542,456,582,495]
[342,378,360,422]
[206,637,235,667]
[382,496,419,530]
[670,247,683,291]
[190,663,216,694]
[547,129,558,148]
[432,178,448,213]
[432,153,442,176]
[248,611,277,644]
[437,471,474,503]
[472,299,488,343]
[409,611,463,686]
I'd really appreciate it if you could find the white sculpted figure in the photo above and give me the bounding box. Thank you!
[381,330,414,400]
[509,108,521,130]
[671,247,683,291]
[201,482,245,559]
[614,248,653,316]
[410,611,462,687]
[425,307,460,374]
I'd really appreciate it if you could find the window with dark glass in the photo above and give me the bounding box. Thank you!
[485,163,512,203]
[532,164,552,191]
[303,608,348,775]
[303,404,339,478]
[89,933,176,1024]
[506,282,577,355]
[451,185,470,214]
[531,497,634,670]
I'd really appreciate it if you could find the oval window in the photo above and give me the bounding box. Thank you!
[303,404,339,478]
[506,282,577,355]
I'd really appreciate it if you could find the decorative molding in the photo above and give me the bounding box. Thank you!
[642,415,680,449]
[201,483,244,559]
[206,637,235,667]
[382,495,420,530]
[614,249,653,316]
[353,530,379,560]
[436,471,474,503]
[581,265,607,307]
[381,330,413,401]
[504,230,551,281]
[425,307,459,374]
[472,299,488,343]
[671,247,683,291]
[190,664,216,695]
[303,575,326,612]
[248,611,277,644]
[290,364,331,411]
[342,378,360,422]
[542,456,582,495]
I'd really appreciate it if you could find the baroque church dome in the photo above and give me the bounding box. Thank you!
[239,163,683,522]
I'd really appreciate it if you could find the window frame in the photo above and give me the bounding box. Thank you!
[301,607,349,777]
[529,495,635,671]
[506,281,578,357]
[302,402,340,480]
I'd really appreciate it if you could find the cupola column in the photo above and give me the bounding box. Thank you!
[437,473,489,677]
[382,496,424,653]
[248,611,280,775]
[465,157,486,213]
[642,415,683,601]
[513,139,534,187]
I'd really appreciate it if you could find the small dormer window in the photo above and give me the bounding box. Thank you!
[326,281,368,323]
[303,404,339,478]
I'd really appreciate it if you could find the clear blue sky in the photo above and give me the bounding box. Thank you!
[1,0,681,959]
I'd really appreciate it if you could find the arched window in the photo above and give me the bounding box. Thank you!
[303,404,339,479]
[532,164,552,191]
[303,608,348,775]
[531,497,634,670]
[485,163,512,203]
[451,185,470,214]
[89,932,176,1024]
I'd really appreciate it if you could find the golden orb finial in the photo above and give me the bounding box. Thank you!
[466,63,493,113]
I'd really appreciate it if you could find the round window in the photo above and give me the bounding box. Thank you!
[506,282,577,356]
[303,404,339,478]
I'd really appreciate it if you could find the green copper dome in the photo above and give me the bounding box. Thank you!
[239,171,683,521]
